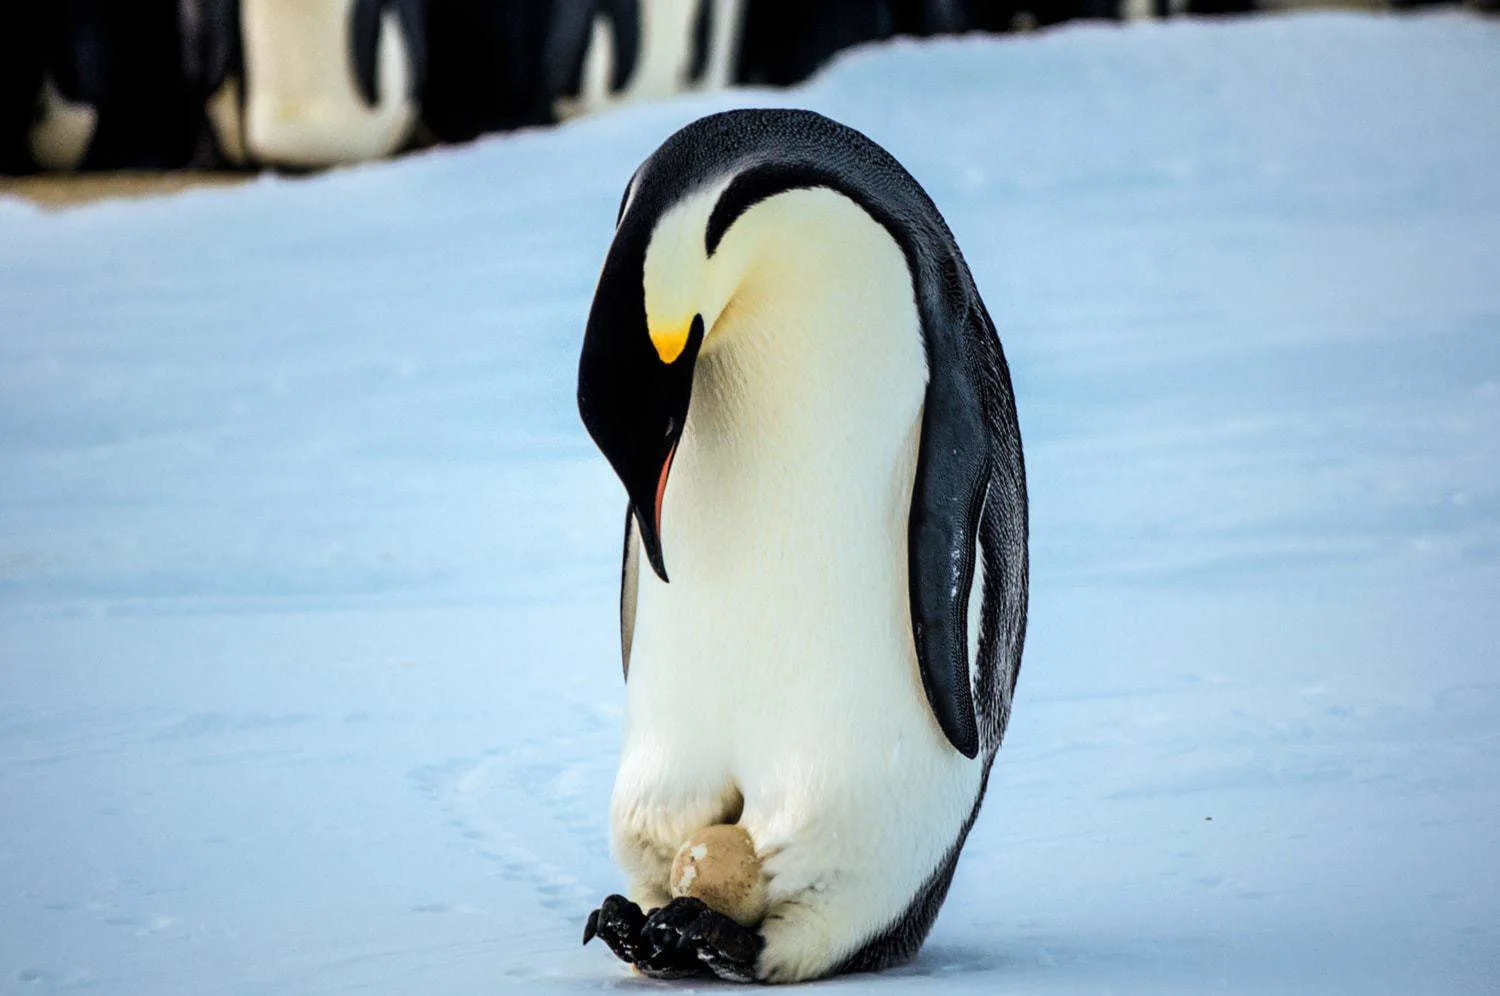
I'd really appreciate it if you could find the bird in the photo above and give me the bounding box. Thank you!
[576,108,1028,983]
[195,0,425,168]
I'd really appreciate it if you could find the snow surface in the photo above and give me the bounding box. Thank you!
[3,11,1498,994]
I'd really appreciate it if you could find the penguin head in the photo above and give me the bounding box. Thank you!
[578,169,769,584]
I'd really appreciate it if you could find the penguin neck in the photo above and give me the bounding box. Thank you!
[663,186,928,579]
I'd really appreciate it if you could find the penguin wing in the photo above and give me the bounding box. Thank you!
[601,0,642,92]
[908,284,995,761]
[395,0,427,98]
[620,507,640,680]
[543,0,596,99]
[351,0,385,108]
[686,0,713,85]
[351,0,425,107]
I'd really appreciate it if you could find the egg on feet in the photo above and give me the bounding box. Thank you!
[669,824,768,928]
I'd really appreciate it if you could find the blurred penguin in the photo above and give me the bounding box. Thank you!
[192,0,426,169]
[737,0,963,88]
[889,0,966,36]
[11,1,200,172]
[423,0,742,139]
[553,0,743,121]
[737,0,889,87]
[422,0,564,140]
[0,4,47,173]
[964,0,1148,30]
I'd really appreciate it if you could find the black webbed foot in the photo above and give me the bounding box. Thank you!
[584,895,764,982]
[640,897,764,983]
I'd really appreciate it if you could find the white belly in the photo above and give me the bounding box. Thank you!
[622,395,981,860]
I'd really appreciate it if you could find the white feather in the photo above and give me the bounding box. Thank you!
[612,185,982,982]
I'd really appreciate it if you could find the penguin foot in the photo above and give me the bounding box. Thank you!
[584,895,763,982]
[644,897,763,981]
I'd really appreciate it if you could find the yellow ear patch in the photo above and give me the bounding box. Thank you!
[650,319,693,365]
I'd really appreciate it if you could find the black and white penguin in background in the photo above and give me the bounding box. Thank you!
[423,0,743,137]
[577,109,1028,982]
[4,0,200,173]
[553,0,743,120]
[545,0,642,122]
[190,0,425,168]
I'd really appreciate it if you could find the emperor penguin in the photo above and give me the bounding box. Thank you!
[18,1,200,172]
[196,0,425,168]
[577,109,1028,982]
[554,0,743,120]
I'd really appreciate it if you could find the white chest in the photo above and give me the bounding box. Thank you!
[622,188,962,782]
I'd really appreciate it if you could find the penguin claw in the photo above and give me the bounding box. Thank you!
[583,894,649,964]
[581,907,599,946]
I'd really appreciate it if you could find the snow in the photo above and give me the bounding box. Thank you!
[3,11,1498,994]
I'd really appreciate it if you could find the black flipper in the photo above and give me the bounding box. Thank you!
[544,0,593,100]
[601,0,641,93]
[394,0,427,99]
[686,0,713,84]
[351,0,425,108]
[908,288,992,760]
[350,0,385,108]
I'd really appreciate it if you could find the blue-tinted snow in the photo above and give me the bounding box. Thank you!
[1,12,1497,994]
